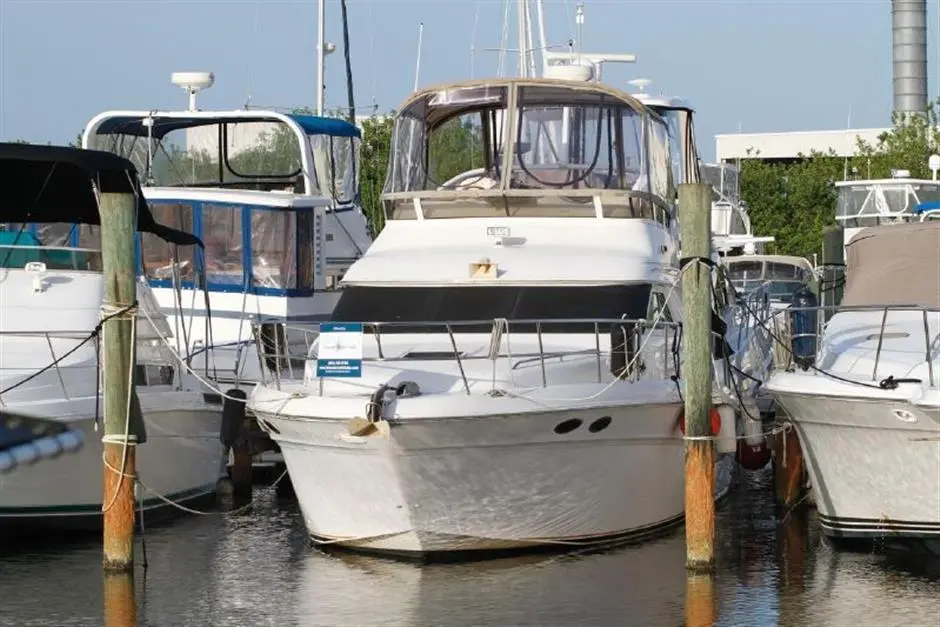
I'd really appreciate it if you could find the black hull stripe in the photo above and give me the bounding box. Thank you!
[308,513,688,562]
[819,513,940,536]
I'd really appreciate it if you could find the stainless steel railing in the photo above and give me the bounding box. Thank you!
[251,317,688,394]
[0,330,97,406]
[772,304,939,388]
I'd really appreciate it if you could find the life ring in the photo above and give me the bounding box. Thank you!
[676,407,722,437]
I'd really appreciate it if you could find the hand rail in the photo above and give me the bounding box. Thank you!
[0,330,98,405]
[776,304,939,388]
[251,317,690,394]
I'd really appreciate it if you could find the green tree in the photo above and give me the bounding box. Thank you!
[359,115,394,235]
[740,150,844,258]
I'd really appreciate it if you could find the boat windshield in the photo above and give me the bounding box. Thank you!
[836,180,940,228]
[726,259,813,304]
[88,115,360,201]
[382,82,673,222]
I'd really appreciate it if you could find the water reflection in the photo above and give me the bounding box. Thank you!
[0,470,937,627]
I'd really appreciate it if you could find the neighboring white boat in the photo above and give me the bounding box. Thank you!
[0,143,224,527]
[764,220,940,552]
[248,77,763,557]
[80,72,373,387]
[835,167,940,250]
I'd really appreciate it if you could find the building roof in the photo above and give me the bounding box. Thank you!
[715,128,889,162]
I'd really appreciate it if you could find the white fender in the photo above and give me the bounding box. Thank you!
[715,404,737,454]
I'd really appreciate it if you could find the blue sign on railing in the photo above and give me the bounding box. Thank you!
[316,322,364,378]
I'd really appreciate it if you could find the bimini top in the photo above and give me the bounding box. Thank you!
[0,143,200,246]
[841,221,940,309]
[86,111,360,140]
[381,77,676,224]
[394,77,654,121]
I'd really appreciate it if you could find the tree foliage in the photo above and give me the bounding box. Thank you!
[359,115,394,235]
[739,100,940,260]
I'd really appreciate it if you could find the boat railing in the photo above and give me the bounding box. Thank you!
[252,317,692,394]
[0,245,103,272]
[774,304,939,388]
[0,330,97,406]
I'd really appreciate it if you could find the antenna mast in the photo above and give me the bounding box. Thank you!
[415,22,425,91]
[316,0,326,115]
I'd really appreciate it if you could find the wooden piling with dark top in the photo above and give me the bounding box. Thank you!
[99,191,140,573]
[678,182,716,573]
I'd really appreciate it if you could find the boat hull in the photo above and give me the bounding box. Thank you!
[0,390,225,530]
[772,388,940,545]
[257,398,736,556]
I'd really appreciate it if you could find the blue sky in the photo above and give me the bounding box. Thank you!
[1,0,938,161]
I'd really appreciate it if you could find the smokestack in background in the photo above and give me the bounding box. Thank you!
[892,0,928,115]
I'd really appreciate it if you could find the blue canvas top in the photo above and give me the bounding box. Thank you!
[92,113,360,140]
[914,200,940,214]
[288,114,361,138]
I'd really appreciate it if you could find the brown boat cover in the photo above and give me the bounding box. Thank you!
[842,221,940,309]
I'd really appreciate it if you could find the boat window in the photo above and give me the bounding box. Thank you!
[310,134,359,203]
[223,121,302,178]
[250,209,298,290]
[329,284,653,333]
[0,223,101,270]
[765,261,809,282]
[297,209,315,291]
[427,112,492,190]
[647,118,674,200]
[93,120,303,190]
[141,203,196,282]
[201,204,244,288]
[512,87,646,193]
[836,183,940,228]
[725,260,763,282]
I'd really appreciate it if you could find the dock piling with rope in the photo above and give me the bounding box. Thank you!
[678,182,717,573]
[99,190,146,574]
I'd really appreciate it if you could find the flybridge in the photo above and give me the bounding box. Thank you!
[80,72,372,296]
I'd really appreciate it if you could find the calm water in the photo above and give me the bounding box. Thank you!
[1,469,938,627]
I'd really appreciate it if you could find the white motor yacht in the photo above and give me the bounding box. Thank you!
[765,220,939,552]
[247,77,764,557]
[0,143,224,528]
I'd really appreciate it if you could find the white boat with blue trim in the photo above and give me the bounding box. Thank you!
[81,72,373,388]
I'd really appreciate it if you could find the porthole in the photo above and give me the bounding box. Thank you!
[589,416,612,433]
[553,418,583,435]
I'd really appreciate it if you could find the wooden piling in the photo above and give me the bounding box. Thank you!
[103,572,137,627]
[231,443,254,497]
[678,182,716,573]
[100,191,139,573]
[773,424,805,509]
